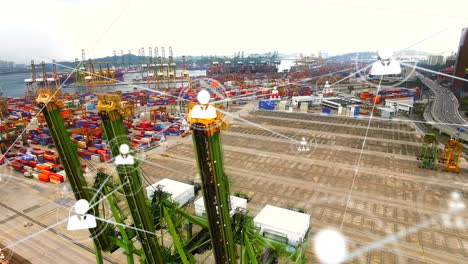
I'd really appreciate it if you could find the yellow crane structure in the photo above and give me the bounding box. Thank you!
[25,60,37,99]
[52,59,60,88]
[84,60,97,92]
[167,47,176,90]
[439,138,463,173]
[105,62,116,83]
[155,48,166,90]
[149,107,168,122]
[148,47,155,89]
[181,55,190,88]
[70,127,102,147]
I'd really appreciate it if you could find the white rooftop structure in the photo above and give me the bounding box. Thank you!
[195,195,247,217]
[253,204,310,247]
[292,95,324,106]
[146,178,195,207]
[385,97,414,113]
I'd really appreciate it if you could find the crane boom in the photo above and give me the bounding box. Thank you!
[97,94,164,264]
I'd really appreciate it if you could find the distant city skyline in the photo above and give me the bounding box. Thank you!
[1,0,467,64]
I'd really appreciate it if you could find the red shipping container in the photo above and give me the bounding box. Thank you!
[38,174,50,182]
[100,154,111,162]
[36,164,51,170]
[50,174,64,183]
[40,170,52,176]
[88,147,98,153]
[28,161,37,167]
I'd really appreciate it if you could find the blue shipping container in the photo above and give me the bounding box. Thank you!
[354,107,360,117]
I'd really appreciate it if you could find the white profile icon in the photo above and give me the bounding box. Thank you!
[190,90,217,119]
[181,118,189,131]
[323,81,333,94]
[271,87,279,99]
[67,199,97,231]
[370,45,401,76]
[114,144,135,165]
[298,137,311,152]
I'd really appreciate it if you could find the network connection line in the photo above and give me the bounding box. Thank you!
[89,166,117,203]
[401,62,468,83]
[344,212,448,261]
[95,217,161,237]
[0,61,82,164]
[0,218,70,251]
[340,76,384,230]
[134,157,187,175]
[331,64,372,87]
[89,181,129,209]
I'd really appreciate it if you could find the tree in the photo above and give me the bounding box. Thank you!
[348,85,355,94]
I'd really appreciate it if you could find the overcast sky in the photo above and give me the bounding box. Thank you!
[1,0,467,63]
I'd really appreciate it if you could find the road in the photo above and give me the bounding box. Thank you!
[417,73,468,142]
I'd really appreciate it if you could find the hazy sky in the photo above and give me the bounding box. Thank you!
[1,0,467,63]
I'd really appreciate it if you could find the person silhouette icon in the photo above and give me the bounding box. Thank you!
[67,199,97,231]
[270,87,279,99]
[323,81,333,94]
[298,137,310,152]
[189,90,217,119]
[370,46,401,76]
[114,144,135,165]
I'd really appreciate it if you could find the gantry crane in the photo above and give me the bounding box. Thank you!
[187,101,236,263]
[141,47,147,81]
[154,47,163,90]
[97,93,164,264]
[181,55,190,88]
[156,56,165,91]
[148,47,154,89]
[85,60,97,93]
[37,68,164,263]
[185,94,307,263]
[168,47,176,90]
[35,85,114,258]
[161,47,168,89]
[417,133,439,169]
[439,138,463,173]
[106,62,116,84]
[25,60,37,100]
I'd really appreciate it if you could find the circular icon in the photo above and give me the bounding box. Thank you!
[54,186,111,243]
[289,133,318,157]
[107,135,147,174]
[353,49,418,90]
[184,78,232,133]
[0,232,15,263]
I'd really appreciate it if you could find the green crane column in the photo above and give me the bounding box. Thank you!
[98,111,164,264]
[191,123,236,263]
[38,101,112,251]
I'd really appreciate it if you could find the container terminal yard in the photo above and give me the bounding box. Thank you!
[1,1,468,263]
[0,43,466,264]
